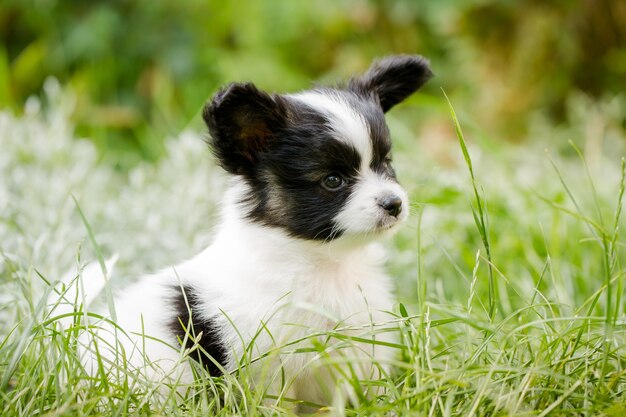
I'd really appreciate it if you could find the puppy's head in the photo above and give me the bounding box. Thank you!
[203,55,433,242]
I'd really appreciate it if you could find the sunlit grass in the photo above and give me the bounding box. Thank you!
[1,85,625,415]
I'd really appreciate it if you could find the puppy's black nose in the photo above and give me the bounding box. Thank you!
[379,195,403,217]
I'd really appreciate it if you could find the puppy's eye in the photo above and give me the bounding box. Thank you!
[322,174,345,191]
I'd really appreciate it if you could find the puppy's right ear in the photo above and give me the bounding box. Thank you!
[349,55,433,113]
[203,82,287,175]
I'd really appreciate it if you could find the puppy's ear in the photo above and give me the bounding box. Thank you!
[349,55,433,113]
[203,82,287,175]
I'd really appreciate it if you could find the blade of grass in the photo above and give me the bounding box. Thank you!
[72,195,116,322]
[443,89,495,321]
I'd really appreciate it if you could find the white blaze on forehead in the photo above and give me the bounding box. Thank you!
[291,91,372,170]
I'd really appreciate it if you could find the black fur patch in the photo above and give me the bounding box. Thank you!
[169,285,226,376]
[244,99,362,240]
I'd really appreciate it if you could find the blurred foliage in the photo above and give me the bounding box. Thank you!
[1,0,625,168]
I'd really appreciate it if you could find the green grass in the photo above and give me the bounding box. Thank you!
[1,86,625,416]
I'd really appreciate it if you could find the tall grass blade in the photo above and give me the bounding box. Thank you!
[443,89,495,321]
[72,195,117,322]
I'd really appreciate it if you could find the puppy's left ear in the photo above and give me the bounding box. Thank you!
[349,55,433,113]
[203,82,287,176]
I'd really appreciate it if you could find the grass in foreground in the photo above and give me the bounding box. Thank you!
[1,87,625,415]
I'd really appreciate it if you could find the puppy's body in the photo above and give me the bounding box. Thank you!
[104,184,394,403]
[67,56,433,405]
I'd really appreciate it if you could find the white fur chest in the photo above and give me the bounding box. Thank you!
[185,221,393,351]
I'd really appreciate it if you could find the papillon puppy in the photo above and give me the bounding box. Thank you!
[56,55,433,407]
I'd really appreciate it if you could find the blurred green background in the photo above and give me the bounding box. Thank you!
[1,0,625,168]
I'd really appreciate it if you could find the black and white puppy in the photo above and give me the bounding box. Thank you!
[70,55,432,405]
